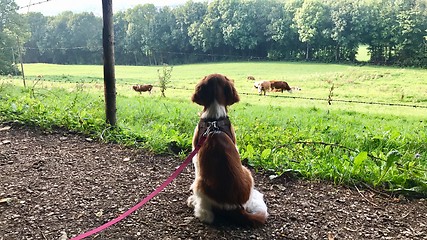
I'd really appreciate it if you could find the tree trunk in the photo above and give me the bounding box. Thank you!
[306,43,309,60]
[335,44,340,62]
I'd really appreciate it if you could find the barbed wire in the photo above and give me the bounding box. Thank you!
[1,46,264,60]
[150,50,267,60]
[238,91,427,109]
[0,46,100,51]
[17,0,54,10]
[6,77,426,109]
[139,85,427,109]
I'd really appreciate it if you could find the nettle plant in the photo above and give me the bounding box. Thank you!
[157,64,173,97]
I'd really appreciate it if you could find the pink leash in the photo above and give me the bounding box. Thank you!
[71,136,206,240]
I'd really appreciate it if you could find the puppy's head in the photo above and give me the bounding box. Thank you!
[192,73,240,107]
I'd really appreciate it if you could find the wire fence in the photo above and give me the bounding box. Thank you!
[16,0,54,10]
[238,92,427,109]
[154,85,427,109]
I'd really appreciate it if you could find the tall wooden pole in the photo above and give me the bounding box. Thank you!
[16,37,26,88]
[11,47,18,76]
[102,0,116,126]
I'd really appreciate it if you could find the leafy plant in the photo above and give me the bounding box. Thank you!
[157,64,173,97]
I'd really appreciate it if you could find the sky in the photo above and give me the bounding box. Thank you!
[15,0,206,16]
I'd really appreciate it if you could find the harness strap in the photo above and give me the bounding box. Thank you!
[196,117,234,144]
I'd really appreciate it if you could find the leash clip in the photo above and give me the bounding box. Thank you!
[203,121,220,136]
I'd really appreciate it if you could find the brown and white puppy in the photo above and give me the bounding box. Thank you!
[188,73,268,226]
[132,84,153,94]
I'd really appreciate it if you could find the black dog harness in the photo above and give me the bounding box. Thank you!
[196,116,235,144]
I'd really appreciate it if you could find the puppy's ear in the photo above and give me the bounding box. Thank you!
[192,76,213,106]
[224,76,240,105]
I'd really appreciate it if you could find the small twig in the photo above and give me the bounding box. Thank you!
[37,226,48,240]
[354,184,378,207]
[397,209,413,220]
[100,126,113,141]
[343,226,358,232]
[359,182,393,199]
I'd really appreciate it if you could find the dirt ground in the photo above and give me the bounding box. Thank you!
[1,123,426,240]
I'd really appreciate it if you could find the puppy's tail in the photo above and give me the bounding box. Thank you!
[239,208,268,227]
[241,188,268,227]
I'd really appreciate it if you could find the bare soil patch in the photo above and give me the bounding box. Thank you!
[1,124,426,239]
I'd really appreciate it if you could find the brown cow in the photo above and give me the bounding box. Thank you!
[133,84,153,94]
[270,81,292,93]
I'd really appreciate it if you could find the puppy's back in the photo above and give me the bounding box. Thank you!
[197,132,252,205]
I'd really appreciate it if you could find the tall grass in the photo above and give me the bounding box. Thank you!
[1,62,426,196]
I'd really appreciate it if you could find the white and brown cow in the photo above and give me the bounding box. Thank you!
[254,81,271,95]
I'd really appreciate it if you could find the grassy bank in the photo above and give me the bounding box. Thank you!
[1,62,426,196]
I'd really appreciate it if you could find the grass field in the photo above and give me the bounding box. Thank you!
[356,45,370,62]
[12,62,427,109]
[1,62,426,196]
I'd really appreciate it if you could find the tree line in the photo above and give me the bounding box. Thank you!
[1,0,426,75]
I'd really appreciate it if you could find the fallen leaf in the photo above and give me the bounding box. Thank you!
[269,175,278,180]
[0,198,13,204]
[0,126,11,131]
[58,230,68,240]
[95,209,104,217]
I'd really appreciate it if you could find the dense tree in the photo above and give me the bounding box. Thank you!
[328,0,363,61]
[266,0,303,60]
[173,0,207,61]
[393,0,427,66]
[148,6,177,64]
[0,0,28,74]
[219,0,258,50]
[4,0,425,69]
[22,12,101,64]
[113,11,130,65]
[293,0,330,60]
[67,12,102,64]
[22,12,47,63]
[188,0,226,55]
[122,4,157,65]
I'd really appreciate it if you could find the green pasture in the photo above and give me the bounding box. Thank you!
[12,62,427,117]
[1,62,426,196]
[356,45,370,62]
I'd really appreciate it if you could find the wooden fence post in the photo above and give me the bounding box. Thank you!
[102,0,116,126]
[16,37,26,88]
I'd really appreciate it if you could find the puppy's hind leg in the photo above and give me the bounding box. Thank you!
[192,195,215,224]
